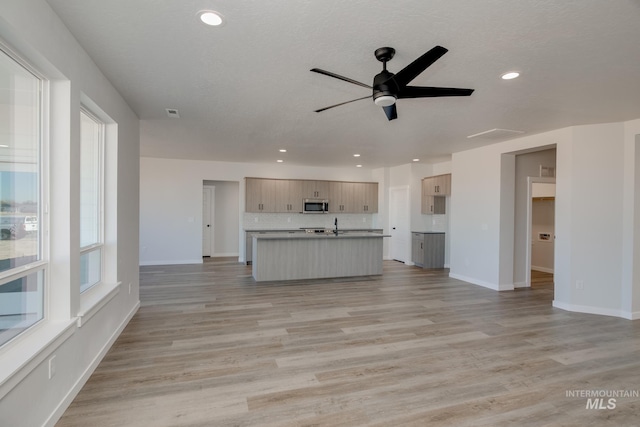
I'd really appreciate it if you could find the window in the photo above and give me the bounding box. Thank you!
[0,47,45,346]
[79,110,103,293]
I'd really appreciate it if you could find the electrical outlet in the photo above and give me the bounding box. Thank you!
[362,217,366,223]
[576,280,584,290]
[48,355,56,379]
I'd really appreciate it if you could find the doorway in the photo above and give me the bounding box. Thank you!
[526,177,555,287]
[202,186,214,257]
[389,186,410,262]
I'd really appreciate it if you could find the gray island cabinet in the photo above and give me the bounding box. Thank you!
[252,233,389,282]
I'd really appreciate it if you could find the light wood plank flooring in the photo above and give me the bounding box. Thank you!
[56,260,639,426]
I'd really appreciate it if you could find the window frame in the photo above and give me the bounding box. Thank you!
[79,107,105,294]
[0,42,49,348]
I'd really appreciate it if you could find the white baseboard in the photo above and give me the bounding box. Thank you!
[139,259,203,266]
[531,265,554,274]
[449,273,514,291]
[552,300,638,320]
[45,301,141,427]
[513,281,528,288]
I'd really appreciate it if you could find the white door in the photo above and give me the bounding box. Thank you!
[389,186,410,262]
[202,187,214,257]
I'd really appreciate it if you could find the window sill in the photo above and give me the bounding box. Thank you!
[77,281,121,327]
[0,319,76,400]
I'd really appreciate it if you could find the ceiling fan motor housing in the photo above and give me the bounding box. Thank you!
[373,70,398,106]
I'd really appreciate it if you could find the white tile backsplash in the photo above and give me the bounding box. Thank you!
[244,213,378,230]
[430,214,448,232]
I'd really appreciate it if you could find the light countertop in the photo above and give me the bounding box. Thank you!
[253,232,390,240]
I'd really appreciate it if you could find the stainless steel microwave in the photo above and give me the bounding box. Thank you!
[303,199,329,214]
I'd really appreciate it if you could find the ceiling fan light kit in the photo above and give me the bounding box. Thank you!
[311,45,474,121]
[374,95,396,107]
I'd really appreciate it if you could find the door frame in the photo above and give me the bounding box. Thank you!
[524,176,555,287]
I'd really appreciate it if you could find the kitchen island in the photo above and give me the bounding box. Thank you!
[252,232,389,282]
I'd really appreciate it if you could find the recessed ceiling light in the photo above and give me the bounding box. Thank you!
[356,164,362,168]
[198,10,224,26]
[413,158,420,162]
[501,71,520,80]
[279,149,287,153]
[353,154,361,157]
[277,159,283,163]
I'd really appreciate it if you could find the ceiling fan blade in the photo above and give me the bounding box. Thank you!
[310,68,372,89]
[383,104,397,121]
[391,46,448,88]
[398,86,474,98]
[314,95,371,113]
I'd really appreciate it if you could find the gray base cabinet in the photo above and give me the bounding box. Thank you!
[411,232,445,268]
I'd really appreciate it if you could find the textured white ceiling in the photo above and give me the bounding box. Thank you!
[46,0,640,168]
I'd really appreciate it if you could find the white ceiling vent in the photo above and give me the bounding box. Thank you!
[467,128,524,140]
[165,108,180,118]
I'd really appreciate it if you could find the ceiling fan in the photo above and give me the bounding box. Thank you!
[311,46,474,121]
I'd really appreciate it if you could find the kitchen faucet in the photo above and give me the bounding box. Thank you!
[334,217,338,235]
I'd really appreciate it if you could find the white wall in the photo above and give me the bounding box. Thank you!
[559,123,624,315]
[140,157,376,265]
[450,121,640,319]
[0,1,140,426]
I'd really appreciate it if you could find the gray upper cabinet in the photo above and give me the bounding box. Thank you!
[363,182,378,213]
[349,182,379,213]
[421,195,446,215]
[328,181,378,213]
[302,180,329,199]
[423,174,451,196]
[421,174,450,215]
[275,179,303,213]
[247,178,378,213]
[328,181,351,213]
[246,178,276,212]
